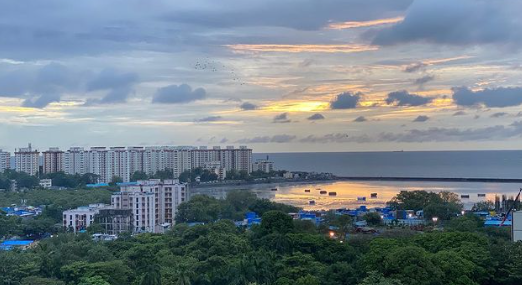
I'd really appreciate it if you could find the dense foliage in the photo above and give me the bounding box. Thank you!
[1,189,520,285]
[0,188,114,239]
[387,190,463,220]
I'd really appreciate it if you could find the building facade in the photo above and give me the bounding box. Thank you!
[252,158,274,173]
[63,203,109,233]
[0,149,10,173]
[15,144,40,176]
[42,147,64,174]
[111,179,189,233]
[36,145,253,183]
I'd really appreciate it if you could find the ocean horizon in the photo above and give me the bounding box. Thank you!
[254,150,522,179]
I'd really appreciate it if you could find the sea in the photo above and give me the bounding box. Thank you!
[193,151,522,210]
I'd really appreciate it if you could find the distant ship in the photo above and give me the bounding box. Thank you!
[328,192,337,196]
[309,200,315,205]
[271,188,278,191]
[304,189,311,193]
[393,150,404,153]
[320,190,327,195]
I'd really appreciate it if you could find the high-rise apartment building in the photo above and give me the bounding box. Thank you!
[0,149,10,173]
[64,147,89,175]
[42,147,64,174]
[14,144,40,176]
[110,179,189,233]
[39,145,253,183]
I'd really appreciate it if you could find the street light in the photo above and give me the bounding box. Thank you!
[432,217,438,223]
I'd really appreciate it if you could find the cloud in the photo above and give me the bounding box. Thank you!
[22,94,61,108]
[166,0,412,31]
[404,62,427,73]
[491,112,508,118]
[236,134,296,144]
[377,122,522,142]
[353,116,367,122]
[0,62,84,108]
[413,75,435,86]
[299,133,371,144]
[240,102,258,110]
[413,115,429,122]
[226,44,378,54]
[273,113,291,123]
[452,86,522,108]
[195,116,223,122]
[152,84,206,104]
[453,111,466,116]
[386,90,433,106]
[307,113,325,121]
[330,92,361,109]
[372,0,522,47]
[327,17,404,29]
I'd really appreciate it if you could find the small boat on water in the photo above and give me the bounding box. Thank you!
[478,194,486,197]
[328,192,337,196]
[320,190,327,194]
[309,200,315,205]
[271,188,278,191]
[304,189,311,193]
[370,193,378,198]
[357,196,366,201]
[461,194,470,199]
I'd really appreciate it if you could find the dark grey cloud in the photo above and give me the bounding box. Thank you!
[353,116,367,122]
[386,90,433,106]
[273,113,291,123]
[86,69,139,92]
[307,113,325,121]
[373,0,522,47]
[377,122,522,142]
[195,116,223,122]
[236,134,296,143]
[299,133,371,144]
[404,62,427,73]
[152,84,206,104]
[330,92,361,109]
[413,115,429,122]
[0,63,83,108]
[165,0,412,31]
[83,69,139,105]
[452,86,522,108]
[491,112,508,118]
[453,111,466,116]
[240,102,258,110]
[413,75,435,86]
[22,94,61,109]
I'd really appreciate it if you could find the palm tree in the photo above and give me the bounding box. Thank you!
[140,264,162,285]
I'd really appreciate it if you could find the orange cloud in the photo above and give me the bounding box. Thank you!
[327,17,404,30]
[226,44,378,53]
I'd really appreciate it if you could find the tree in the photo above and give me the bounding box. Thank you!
[140,264,162,285]
[383,246,443,285]
[260,211,294,235]
[388,190,462,220]
[363,212,382,226]
[359,271,403,285]
[131,171,149,182]
[472,201,494,212]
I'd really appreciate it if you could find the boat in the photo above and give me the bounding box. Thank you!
[370,193,378,198]
[357,197,366,201]
[320,190,327,194]
[271,188,278,191]
[328,192,337,196]
[304,189,311,193]
[461,194,470,199]
[309,200,315,205]
[478,194,486,197]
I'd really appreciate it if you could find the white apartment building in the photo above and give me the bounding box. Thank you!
[63,203,109,233]
[253,159,274,173]
[15,144,40,176]
[43,145,253,183]
[0,149,10,173]
[64,147,89,175]
[111,179,189,233]
[42,147,64,174]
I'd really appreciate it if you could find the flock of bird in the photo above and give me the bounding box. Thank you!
[194,58,245,86]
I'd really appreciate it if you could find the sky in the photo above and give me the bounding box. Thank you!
[1,0,522,153]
